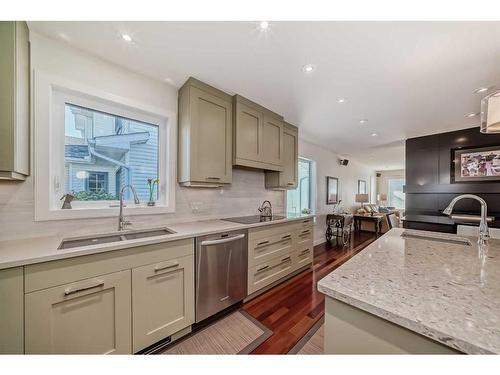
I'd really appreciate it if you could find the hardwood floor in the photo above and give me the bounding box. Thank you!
[243,231,377,354]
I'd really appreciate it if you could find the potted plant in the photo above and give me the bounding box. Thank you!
[147,178,159,206]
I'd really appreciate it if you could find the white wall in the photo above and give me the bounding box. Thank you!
[298,139,376,245]
[0,32,283,241]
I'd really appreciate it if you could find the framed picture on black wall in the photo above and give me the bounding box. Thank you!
[452,145,500,183]
[326,176,339,204]
[358,179,367,194]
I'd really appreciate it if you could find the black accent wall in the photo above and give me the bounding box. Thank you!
[405,127,500,223]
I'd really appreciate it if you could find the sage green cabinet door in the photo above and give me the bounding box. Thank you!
[265,124,298,189]
[234,101,263,165]
[262,116,284,167]
[0,267,24,354]
[25,270,132,354]
[189,87,232,184]
[132,255,194,353]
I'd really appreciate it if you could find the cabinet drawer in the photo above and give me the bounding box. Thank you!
[297,218,314,229]
[248,222,298,242]
[249,232,293,268]
[132,255,194,352]
[25,270,131,354]
[296,228,313,246]
[294,248,313,270]
[25,238,193,293]
[248,253,294,295]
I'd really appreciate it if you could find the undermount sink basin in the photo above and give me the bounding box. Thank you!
[58,227,176,250]
[400,231,472,246]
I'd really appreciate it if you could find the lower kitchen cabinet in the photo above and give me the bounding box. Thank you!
[0,267,24,354]
[25,270,132,354]
[132,255,194,353]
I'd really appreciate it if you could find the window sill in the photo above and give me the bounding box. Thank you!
[36,204,175,222]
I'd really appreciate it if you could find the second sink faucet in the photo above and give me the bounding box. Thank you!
[258,200,273,218]
[118,185,140,231]
[443,194,490,246]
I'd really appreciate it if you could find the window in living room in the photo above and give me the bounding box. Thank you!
[388,178,405,209]
[287,157,314,214]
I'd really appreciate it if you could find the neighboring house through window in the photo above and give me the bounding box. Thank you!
[64,103,159,202]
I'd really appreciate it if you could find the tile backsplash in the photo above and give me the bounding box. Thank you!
[0,168,284,241]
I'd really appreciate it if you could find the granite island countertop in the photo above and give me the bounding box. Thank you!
[317,228,500,354]
[0,213,314,270]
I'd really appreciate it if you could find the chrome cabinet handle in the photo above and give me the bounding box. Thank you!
[64,281,104,296]
[257,240,270,246]
[256,265,269,273]
[201,233,245,246]
[154,262,179,272]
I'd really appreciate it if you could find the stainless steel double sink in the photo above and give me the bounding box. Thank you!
[58,227,176,250]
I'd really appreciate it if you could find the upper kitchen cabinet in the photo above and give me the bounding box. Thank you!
[0,21,30,181]
[265,123,298,189]
[178,78,233,187]
[233,95,284,171]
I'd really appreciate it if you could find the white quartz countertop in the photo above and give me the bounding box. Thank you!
[0,214,314,270]
[317,228,500,354]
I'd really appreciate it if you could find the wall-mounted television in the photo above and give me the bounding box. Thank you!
[452,145,500,183]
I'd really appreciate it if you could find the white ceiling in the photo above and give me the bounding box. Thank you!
[28,21,500,170]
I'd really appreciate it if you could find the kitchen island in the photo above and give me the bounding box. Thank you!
[317,228,500,354]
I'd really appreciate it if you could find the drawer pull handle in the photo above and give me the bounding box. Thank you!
[287,182,295,185]
[282,234,291,240]
[256,265,269,273]
[302,220,310,223]
[64,281,104,296]
[206,177,220,180]
[281,256,291,263]
[300,230,310,235]
[154,262,179,272]
[257,240,270,246]
[300,249,310,255]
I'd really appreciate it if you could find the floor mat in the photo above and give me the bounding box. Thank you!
[162,310,272,354]
[288,316,324,354]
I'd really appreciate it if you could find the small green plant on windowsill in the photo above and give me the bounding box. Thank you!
[73,190,118,201]
[147,178,159,206]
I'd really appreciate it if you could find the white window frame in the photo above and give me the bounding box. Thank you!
[286,156,317,215]
[387,177,405,209]
[33,70,177,221]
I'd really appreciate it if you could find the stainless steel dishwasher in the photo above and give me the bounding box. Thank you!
[195,229,248,322]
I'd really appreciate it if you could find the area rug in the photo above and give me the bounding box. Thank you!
[287,316,325,354]
[162,310,272,354]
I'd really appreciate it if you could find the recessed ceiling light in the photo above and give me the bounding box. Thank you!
[121,33,132,42]
[359,119,368,124]
[464,112,480,118]
[302,64,316,74]
[259,21,270,31]
[371,133,378,137]
[473,86,493,94]
[337,98,346,103]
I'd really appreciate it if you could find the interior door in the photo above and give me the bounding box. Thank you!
[25,270,131,354]
[132,255,194,353]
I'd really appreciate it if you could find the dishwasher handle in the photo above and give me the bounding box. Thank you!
[200,233,246,246]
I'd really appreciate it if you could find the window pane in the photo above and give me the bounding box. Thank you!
[64,104,159,202]
[388,178,405,209]
[287,158,312,214]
